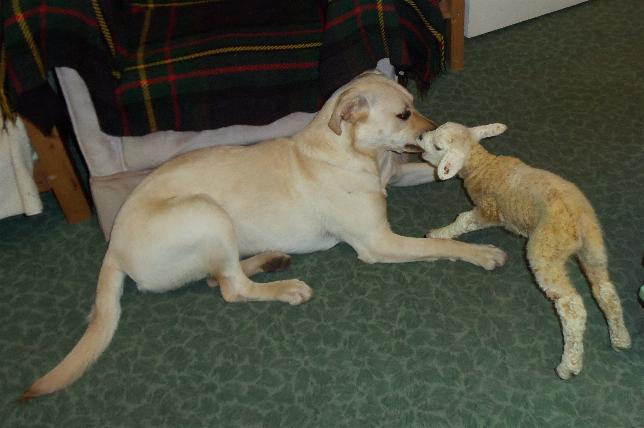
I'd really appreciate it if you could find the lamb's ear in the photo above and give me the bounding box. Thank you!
[437,148,467,180]
[328,93,369,136]
[470,123,507,141]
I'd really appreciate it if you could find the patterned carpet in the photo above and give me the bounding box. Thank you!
[1,0,642,426]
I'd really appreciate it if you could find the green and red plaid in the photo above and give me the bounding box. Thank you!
[112,0,324,135]
[2,0,445,136]
[1,0,121,130]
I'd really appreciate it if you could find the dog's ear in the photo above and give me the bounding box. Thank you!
[328,93,369,136]
[437,148,467,180]
[470,123,507,141]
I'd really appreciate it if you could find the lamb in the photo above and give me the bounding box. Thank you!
[417,122,631,379]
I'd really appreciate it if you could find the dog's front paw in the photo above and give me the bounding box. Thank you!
[473,244,507,270]
[279,280,314,305]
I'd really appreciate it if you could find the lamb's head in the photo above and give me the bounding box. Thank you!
[417,122,507,179]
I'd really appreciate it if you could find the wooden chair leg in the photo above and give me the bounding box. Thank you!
[440,0,465,71]
[22,117,92,224]
[32,158,51,193]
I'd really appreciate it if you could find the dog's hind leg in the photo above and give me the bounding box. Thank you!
[207,252,291,288]
[171,200,311,305]
[122,195,309,306]
[216,270,312,305]
[213,244,310,305]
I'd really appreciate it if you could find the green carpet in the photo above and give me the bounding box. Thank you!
[1,0,642,426]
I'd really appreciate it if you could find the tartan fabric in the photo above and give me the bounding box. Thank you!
[1,0,121,131]
[113,0,325,134]
[1,0,446,137]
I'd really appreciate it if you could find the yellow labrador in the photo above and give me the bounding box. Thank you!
[24,72,507,398]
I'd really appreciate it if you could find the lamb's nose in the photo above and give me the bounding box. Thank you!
[418,133,423,141]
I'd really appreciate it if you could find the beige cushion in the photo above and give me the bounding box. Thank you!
[55,59,396,240]
[90,170,151,239]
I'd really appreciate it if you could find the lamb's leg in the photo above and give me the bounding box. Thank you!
[577,224,631,349]
[426,208,499,239]
[531,262,587,379]
[528,233,587,380]
[581,265,631,350]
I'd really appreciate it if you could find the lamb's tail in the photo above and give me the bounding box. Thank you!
[22,252,125,399]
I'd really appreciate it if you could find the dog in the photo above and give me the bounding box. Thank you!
[23,72,507,398]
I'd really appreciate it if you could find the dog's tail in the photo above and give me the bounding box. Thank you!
[22,251,125,399]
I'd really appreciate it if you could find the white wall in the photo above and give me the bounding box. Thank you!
[465,0,589,37]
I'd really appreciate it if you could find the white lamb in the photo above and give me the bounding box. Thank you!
[417,122,631,379]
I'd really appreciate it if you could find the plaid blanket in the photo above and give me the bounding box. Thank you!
[2,0,445,137]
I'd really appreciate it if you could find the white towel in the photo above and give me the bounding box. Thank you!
[0,115,43,219]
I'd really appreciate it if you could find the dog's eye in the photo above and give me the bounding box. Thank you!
[434,144,443,151]
[396,110,411,121]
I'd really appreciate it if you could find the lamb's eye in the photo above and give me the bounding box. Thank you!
[434,144,443,151]
[396,110,411,120]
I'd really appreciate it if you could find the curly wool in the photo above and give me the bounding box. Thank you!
[422,123,631,379]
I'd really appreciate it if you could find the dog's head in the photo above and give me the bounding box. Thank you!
[327,73,436,155]
[417,122,507,179]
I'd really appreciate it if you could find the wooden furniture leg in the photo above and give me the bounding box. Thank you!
[22,117,92,223]
[440,0,465,71]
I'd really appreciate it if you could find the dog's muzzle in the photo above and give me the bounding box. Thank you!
[403,143,424,153]
[402,131,429,153]
[401,114,435,153]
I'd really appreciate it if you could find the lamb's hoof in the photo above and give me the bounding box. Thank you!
[610,329,632,351]
[556,361,582,380]
[207,276,219,288]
